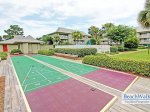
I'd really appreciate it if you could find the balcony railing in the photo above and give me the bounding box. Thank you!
[140,41,150,44]
[59,35,69,39]
[138,35,150,38]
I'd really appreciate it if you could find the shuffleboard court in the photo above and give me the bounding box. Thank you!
[32,55,99,75]
[11,56,70,92]
[84,69,136,91]
[26,78,114,112]
[11,55,116,112]
[32,55,137,91]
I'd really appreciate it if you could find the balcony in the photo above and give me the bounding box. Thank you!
[140,40,150,44]
[59,35,69,39]
[138,34,150,39]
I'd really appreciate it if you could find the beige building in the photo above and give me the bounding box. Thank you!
[136,27,150,46]
[49,27,90,44]
[0,35,53,53]
[100,27,150,45]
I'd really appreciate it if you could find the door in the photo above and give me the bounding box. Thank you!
[3,45,8,52]
[28,44,33,53]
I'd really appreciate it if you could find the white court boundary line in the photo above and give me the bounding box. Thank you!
[22,66,70,92]
[100,96,117,112]
[22,66,33,86]
[25,77,69,92]
[10,58,31,112]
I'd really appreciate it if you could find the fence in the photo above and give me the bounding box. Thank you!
[55,45,110,53]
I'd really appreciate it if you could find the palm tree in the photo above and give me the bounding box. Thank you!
[72,31,83,45]
[138,0,150,28]
[145,0,150,9]
[138,10,150,28]
[138,0,150,54]
[88,26,103,45]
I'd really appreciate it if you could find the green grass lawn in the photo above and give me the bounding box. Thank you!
[111,49,150,62]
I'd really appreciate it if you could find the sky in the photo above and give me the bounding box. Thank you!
[0,0,145,38]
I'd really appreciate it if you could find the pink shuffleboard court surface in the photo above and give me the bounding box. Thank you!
[26,78,114,112]
[84,69,136,91]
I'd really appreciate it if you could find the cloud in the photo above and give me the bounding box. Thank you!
[0,0,145,37]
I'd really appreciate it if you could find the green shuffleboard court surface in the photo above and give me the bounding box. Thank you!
[32,55,99,75]
[11,56,69,93]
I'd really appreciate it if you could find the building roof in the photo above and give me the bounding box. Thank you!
[50,27,89,36]
[0,35,44,44]
[136,27,150,33]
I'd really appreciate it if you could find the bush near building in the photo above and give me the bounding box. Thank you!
[83,55,150,77]
[10,49,22,54]
[110,46,118,53]
[38,50,54,56]
[0,52,7,60]
[124,37,139,49]
[53,48,97,57]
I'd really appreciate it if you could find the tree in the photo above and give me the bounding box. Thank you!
[72,31,83,44]
[102,23,115,44]
[138,0,150,28]
[106,25,136,45]
[4,25,24,39]
[88,26,103,45]
[87,38,96,45]
[102,23,115,31]
[41,35,53,45]
[124,37,139,49]
[36,37,42,40]
[53,34,61,45]
[138,0,150,54]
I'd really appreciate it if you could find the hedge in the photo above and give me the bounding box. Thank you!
[53,48,97,57]
[83,55,150,76]
[0,52,7,60]
[10,49,22,54]
[110,46,118,53]
[138,45,147,49]
[118,46,124,52]
[38,50,54,56]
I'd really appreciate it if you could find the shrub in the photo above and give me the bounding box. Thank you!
[0,52,7,60]
[54,48,97,57]
[96,53,108,56]
[60,42,72,45]
[87,39,96,45]
[83,55,150,76]
[110,46,118,53]
[125,37,139,49]
[124,47,129,51]
[138,45,147,49]
[118,46,124,52]
[10,49,22,54]
[38,50,54,56]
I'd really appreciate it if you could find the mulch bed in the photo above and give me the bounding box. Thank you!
[0,76,5,112]
[54,53,80,60]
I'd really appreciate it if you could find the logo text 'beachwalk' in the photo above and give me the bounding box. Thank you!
[122,93,150,104]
